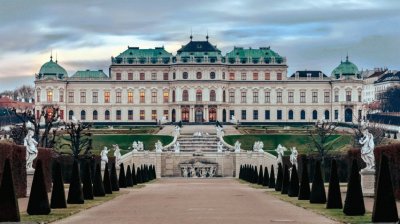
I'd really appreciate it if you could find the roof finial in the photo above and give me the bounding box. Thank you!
[55,51,58,63]
[50,49,53,61]
[346,52,349,62]
[206,29,209,41]
[190,28,193,41]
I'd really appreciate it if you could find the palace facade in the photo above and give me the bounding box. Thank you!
[35,38,364,124]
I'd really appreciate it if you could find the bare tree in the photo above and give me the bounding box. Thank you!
[15,85,34,101]
[307,120,338,167]
[59,120,93,160]
[380,86,400,112]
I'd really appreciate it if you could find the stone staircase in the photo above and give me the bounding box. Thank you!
[165,134,223,152]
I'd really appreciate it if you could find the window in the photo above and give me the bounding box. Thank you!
[346,91,352,102]
[210,90,216,102]
[277,110,282,120]
[116,110,121,120]
[358,91,362,102]
[140,90,145,103]
[163,73,169,80]
[140,110,145,120]
[116,73,121,80]
[104,91,110,103]
[182,90,189,101]
[312,91,318,103]
[93,110,98,120]
[324,110,330,120]
[196,90,202,101]
[152,110,157,120]
[128,73,133,80]
[140,73,145,80]
[59,90,64,102]
[92,92,98,103]
[358,110,362,121]
[163,91,169,103]
[241,110,246,120]
[241,73,246,80]
[229,73,235,80]
[172,90,176,102]
[222,72,225,79]
[288,110,294,120]
[277,73,282,80]
[116,92,121,103]
[105,110,110,120]
[47,90,53,102]
[80,91,86,103]
[151,91,157,103]
[36,90,41,102]
[163,110,169,120]
[324,92,330,103]
[288,92,294,103]
[81,110,86,120]
[210,72,216,79]
[68,110,74,120]
[196,72,202,79]
[229,91,235,103]
[334,110,339,120]
[151,73,157,80]
[128,110,133,120]
[223,91,226,102]
[173,72,176,79]
[277,91,282,103]
[253,110,258,120]
[312,110,318,120]
[265,91,270,103]
[253,73,258,80]
[265,72,270,80]
[241,91,246,103]
[229,110,235,120]
[183,72,188,79]
[128,91,133,103]
[300,91,306,103]
[253,91,259,103]
[300,110,305,120]
[265,110,270,120]
[334,90,339,102]
[68,91,74,103]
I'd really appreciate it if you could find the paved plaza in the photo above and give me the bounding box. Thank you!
[55,178,337,224]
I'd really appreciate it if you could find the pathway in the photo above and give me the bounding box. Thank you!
[55,178,337,224]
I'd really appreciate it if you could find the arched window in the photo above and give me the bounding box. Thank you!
[324,110,330,120]
[300,110,306,120]
[81,110,86,120]
[182,90,189,101]
[93,110,98,120]
[68,110,74,120]
[105,110,110,120]
[172,90,176,102]
[210,90,216,101]
[312,110,318,120]
[196,90,202,101]
[196,72,202,79]
[288,110,294,120]
[210,72,216,79]
[183,72,188,79]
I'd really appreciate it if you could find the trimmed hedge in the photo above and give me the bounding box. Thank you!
[0,143,26,198]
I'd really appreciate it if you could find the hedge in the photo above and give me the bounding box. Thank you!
[0,143,26,198]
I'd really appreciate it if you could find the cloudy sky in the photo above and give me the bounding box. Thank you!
[0,0,399,90]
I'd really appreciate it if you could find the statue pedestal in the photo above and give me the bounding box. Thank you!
[360,169,375,197]
[26,169,35,197]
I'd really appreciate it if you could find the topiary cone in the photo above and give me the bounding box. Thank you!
[372,154,399,222]
[343,159,365,216]
[50,160,67,208]
[110,163,119,191]
[119,163,127,188]
[137,167,142,184]
[275,163,283,191]
[27,160,51,214]
[326,159,342,209]
[263,166,269,187]
[82,161,94,200]
[281,165,290,194]
[288,165,299,197]
[126,165,133,187]
[103,163,112,194]
[0,159,20,222]
[310,160,326,204]
[93,163,105,197]
[269,165,276,189]
[298,158,310,200]
[67,159,84,204]
[132,164,137,185]
[258,165,264,185]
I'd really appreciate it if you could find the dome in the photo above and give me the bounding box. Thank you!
[38,57,67,79]
[331,56,359,78]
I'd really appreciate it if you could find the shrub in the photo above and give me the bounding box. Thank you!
[93,164,105,197]
[0,143,26,198]
[27,160,51,215]
[126,165,133,187]
[275,163,283,191]
[50,161,67,208]
[269,165,275,189]
[67,160,84,204]
[0,159,20,222]
[110,163,119,191]
[326,159,342,209]
[132,164,137,185]
[298,157,310,200]
[258,165,263,185]
[310,160,326,204]
[263,166,269,187]
[118,163,127,188]
[343,159,365,216]
[288,165,299,197]
[82,161,94,200]
[281,165,289,194]
[103,163,112,194]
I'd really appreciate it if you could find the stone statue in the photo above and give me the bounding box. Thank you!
[231,115,237,124]
[24,129,38,171]
[182,167,188,177]
[174,141,180,153]
[131,141,138,152]
[359,129,375,170]
[138,141,144,151]
[253,141,264,153]
[174,126,181,136]
[290,147,298,168]
[217,141,223,153]
[190,167,196,178]
[155,140,163,152]
[209,166,216,177]
[101,146,110,163]
[113,144,121,165]
[234,141,241,152]
[275,144,287,165]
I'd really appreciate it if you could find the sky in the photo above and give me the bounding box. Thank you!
[0,0,399,91]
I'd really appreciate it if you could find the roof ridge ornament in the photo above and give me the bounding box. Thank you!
[206,29,209,41]
[190,28,193,41]
[50,49,53,61]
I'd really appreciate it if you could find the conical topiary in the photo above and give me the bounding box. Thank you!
[258,165,263,185]
[343,159,365,216]
[82,161,94,200]
[50,161,67,208]
[27,160,51,214]
[93,163,105,197]
[298,158,310,200]
[137,167,142,184]
[281,165,290,194]
[132,164,137,185]
[110,163,119,191]
[275,163,283,191]
[0,159,20,222]
[310,160,326,204]
[126,165,133,187]
[263,166,269,187]
[288,165,299,197]
[326,159,342,209]
[269,165,276,188]
[103,163,112,194]
[67,159,84,204]
[372,154,399,222]
[118,163,127,188]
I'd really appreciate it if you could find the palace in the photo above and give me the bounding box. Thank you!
[35,37,364,124]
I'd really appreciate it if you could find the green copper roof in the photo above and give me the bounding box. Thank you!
[70,70,108,79]
[331,56,359,76]
[116,47,172,58]
[225,47,284,64]
[38,57,67,79]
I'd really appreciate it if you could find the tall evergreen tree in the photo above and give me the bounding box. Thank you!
[281,165,290,194]
[118,163,127,188]
[67,159,84,204]
[82,161,94,200]
[288,165,299,197]
[93,163,105,197]
[0,159,20,222]
[132,164,137,185]
[126,165,133,187]
[372,154,399,222]
[27,160,51,214]
[110,163,119,191]
[298,158,310,200]
[326,159,342,209]
[269,165,276,188]
[275,163,283,191]
[103,163,112,194]
[263,166,269,187]
[343,159,365,216]
[310,160,326,204]
[258,165,263,185]
[50,161,67,208]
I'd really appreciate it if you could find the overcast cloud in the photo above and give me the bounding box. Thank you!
[0,0,399,90]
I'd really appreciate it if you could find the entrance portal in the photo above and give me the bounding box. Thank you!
[209,107,217,122]
[182,107,189,122]
[345,108,353,122]
[195,107,203,123]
